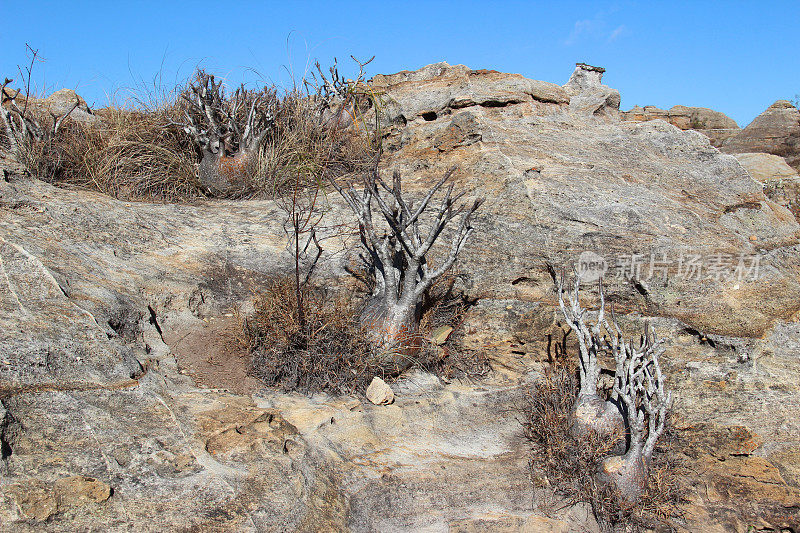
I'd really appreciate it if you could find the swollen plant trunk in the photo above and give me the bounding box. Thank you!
[198,147,257,196]
[360,294,421,373]
[571,394,626,455]
[597,443,649,502]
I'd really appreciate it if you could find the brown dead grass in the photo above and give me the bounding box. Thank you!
[523,364,685,531]
[11,72,379,202]
[243,273,490,396]
[243,277,381,395]
[254,90,378,198]
[15,102,200,202]
[416,273,491,381]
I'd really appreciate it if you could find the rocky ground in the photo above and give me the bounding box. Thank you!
[0,63,799,531]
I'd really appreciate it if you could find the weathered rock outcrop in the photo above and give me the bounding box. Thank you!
[622,104,740,147]
[734,152,800,221]
[562,63,620,119]
[375,62,800,339]
[722,100,800,171]
[2,88,97,124]
[1,63,799,531]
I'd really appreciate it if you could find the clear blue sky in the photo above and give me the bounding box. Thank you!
[2,1,798,127]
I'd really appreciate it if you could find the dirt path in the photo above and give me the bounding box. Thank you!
[166,315,262,395]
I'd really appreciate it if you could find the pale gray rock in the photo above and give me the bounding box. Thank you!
[622,104,740,147]
[562,63,620,119]
[723,100,800,171]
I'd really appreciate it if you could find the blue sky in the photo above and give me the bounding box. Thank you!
[1,1,797,127]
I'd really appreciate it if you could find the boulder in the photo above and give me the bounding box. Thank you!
[371,62,569,127]
[374,63,800,339]
[734,151,798,181]
[2,87,97,124]
[622,104,740,146]
[734,152,800,222]
[722,100,800,171]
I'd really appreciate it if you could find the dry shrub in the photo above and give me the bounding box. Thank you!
[254,88,378,197]
[16,102,201,202]
[244,276,382,395]
[417,273,491,381]
[523,364,684,531]
[244,273,491,395]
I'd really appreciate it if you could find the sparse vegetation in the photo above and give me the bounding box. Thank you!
[522,273,684,529]
[243,273,489,395]
[523,362,684,531]
[1,48,379,202]
[555,273,672,501]
[244,276,378,395]
[332,167,484,373]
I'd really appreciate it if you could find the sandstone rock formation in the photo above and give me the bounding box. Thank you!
[562,63,620,119]
[2,87,97,124]
[0,63,799,531]
[722,99,800,171]
[734,152,800,221]
[622,104,740,147]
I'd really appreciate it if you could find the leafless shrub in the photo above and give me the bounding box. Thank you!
[244,276,382,395]
[1,47,84,181]
[333,166,483,373]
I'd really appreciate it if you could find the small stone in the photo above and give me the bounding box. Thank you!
[429,325,454,345]
[366,377,395,405]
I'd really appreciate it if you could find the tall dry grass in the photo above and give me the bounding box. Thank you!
[10,71,379,202]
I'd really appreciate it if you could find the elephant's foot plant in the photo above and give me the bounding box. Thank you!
[525,273,682,529]
[597,316,672,503]
[557,275,625,453]
[333,167,483,373]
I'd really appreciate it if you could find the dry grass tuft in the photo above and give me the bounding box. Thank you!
[11,72,379,202]
[254,90,378,198]
[417,273,491,381]
[16,102,200,202]
[243,273,490,396]
[523,364,684,531]
[243,276,381,395]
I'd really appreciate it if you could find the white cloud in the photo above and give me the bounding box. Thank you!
[608,25,626,42]
[565,19,595,46]
[565,16,627,46]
